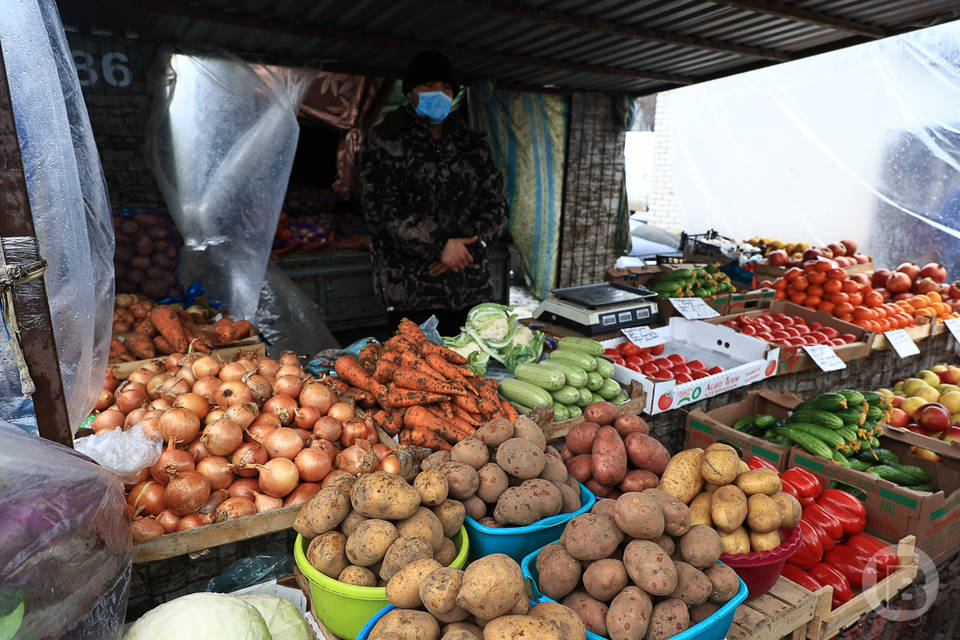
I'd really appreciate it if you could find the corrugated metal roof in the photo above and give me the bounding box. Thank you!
[58,0,960,94]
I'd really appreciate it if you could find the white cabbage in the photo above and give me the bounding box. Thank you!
[124,593,273,640]
[235,594,313,640]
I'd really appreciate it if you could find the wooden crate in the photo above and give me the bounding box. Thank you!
[728,577,819,640]
[804,535,919,640]
[869,321,931,351]
[111,342,266,379]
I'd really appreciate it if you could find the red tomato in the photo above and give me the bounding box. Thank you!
[603,348,620,357]
[653,357,672,369]
[808,321,823,331]
[667,354,686,365]
[691,371,709,380]
[783,327,800,337]
[657,368,675,379]
[820,327,839,339]
[625,356,645,371]
[640,363,659,377]
[638,351,655,364]
[773,313,791,324]
[830,338,846,346]
[673,364,691,375]
[838,333,857,344]
[620,342,643,357]
[794,324,810,335]
[808,331,828,343]
[741,325,758,336]
[674,372,693,383]
[769,321,785,332]
[650,344,665,356]
[707,366,724,375]
[687,360,705,371]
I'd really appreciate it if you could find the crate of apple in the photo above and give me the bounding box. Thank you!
[605,342,724,383]
[722,312,859,349]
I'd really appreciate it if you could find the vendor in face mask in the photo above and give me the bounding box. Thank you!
[359,50,509,336]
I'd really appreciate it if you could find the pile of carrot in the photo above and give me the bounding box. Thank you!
[330,319,517,451]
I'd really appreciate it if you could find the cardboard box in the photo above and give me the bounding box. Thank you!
[685,389,802,471]
[605,264,732,319]
[726,288,776,314]
[606,317,780,415]
[881,423,960,461]
[788,436,960,565]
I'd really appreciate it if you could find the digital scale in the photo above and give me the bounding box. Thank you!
[533,282,660,335]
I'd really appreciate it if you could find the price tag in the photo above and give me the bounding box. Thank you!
[884,329,920,358]
[945,317,960,345]
[622,326,665,348]
[670,298,721,320]
[802,345,847,372]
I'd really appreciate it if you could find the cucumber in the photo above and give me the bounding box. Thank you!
[812,392,849,411]
[837,390,866,407]
[612,391,629,405]
[891,464,930,485]
[867,405,884,422]
[664,268,694,280]
[787,423,846,449]
[556,337,605,356]
[848,459,873,472]
[594,357,615,379]
[908,483,937,493]
[513,363,566,391]
[538,360,588,388]
[585,372,604,392]
[754,415,779,428]
[834,408,865,426]
[776,427,834,459]
[862,391,884,406]
[732,417,756,432]
[832,451,852,468]
[867,464,919,485]
[597,378,621,400]
[552,403,569,421]
[566,405,583,418]
[788,409,844,429]
[576,388,593,407]
[858,447,899,465]
[550,386,581,405]
[591,392,605,404]
[497,378,553,408]
[549,348,597,372]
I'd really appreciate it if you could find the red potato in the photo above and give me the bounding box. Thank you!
[620,469,659,493]
[566,422,600,455]
[591,427,627,487]
[565,454,593,483]
[586,479,611,497]
[614,414,649,437]
[624,432,670,475]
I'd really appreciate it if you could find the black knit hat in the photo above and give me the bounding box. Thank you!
[402,50,457,94]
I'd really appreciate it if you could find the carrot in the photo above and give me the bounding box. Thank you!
[397,351,444,380]
[418,340,469,365]
[424,353,472,380]
[385,334,418,353]
[228,320,253,341]
[454,394,481,415]
[397,318,427,344]
[153,335,174,354]
[358,343,381,370]
[322,375,350,394]
[398,427,451,451]
[335,355,384,396]
[129,300,152,320]
[150,306,189,353]
[373,358,399,385]
[439,401,455,419]
[451,404,480,426]
[373,409,404,436]
[501,402,519,422]
[213,318,235,344]
[383,385,449,408]
[109,339,133,362]
[393,368,470,396]
[404,406,467,443]
[344,386,377,408]
[133,316,157,337]
[124,333,156,360]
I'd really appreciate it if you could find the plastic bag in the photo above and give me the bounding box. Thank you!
[204,554,294,593]
[253,263,339,357]
[0,421,132,640]
[73,423,164,484]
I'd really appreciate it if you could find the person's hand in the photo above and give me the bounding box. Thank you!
[440,236,478,272]
[428,261,449,276]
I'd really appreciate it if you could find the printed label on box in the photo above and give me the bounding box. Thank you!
[885,329,920,358]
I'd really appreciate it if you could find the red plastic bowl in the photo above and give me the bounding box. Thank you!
[719,526,802,600]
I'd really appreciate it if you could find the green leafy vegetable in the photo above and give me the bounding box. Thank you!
[444,303,545,374]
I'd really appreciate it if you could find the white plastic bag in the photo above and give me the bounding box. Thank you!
[74,423,164,484]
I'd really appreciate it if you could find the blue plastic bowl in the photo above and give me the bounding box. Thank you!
[521,545,749,640]
[463,481,596,562]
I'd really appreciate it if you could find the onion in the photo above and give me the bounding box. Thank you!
[156,509,182,533]
[201,419,243,456]
[116,385,148,414]
[165,353,184,371]
[159,407,201,444]
[294,447,332,482]
[231,442,267,477]
[277,365,303,378]
[321,470,355,489]
[379,454,400,475]
[185,437,211,462]
[313,416,342,441]
[340,418,368,447]
[193,376,222,402]
[149,398,173,412]
[310,438,340,459]
[256,357,280,378]
[92,409,125,434]
[214,497,256,522]
[247,421,278,444]
[215,381,253,408]
[150,441,195,485]
[300,381,335,414]
[372,443,390,461]
[125,503,137,522]
[138,416,162,439]
[219,362,247,382]
[243,372,273,404]
[199,488,229,514]
[251,491,284,513]
[205,408,226,425]
[161,376,191,398]
[263,427,304,459]
[328,401,355,423]
[146,374,171,399]
[251,412,281,429]
[294,406,320,430]
[177,513,211,531]
[224,402,259,428]
[228,477,260,500]
[255,458,299,497]
[262,395,298,426]
[104,369,120,393]
[237,358,257,373]
[196,455,235,489]
[124,467,151,491]
[124,407,149,428]
[174,392,210,419]
[335,441,378,475]
[164,470,211,516]
[292,428,313,446]
[176,365,197,387]
[192,355,221,379]
[127,480,165,516]
[274,375,303,398]
[95,388,114,411]
[128,368,155,386]
[278,352,300,366]
[131,517,165,541]
[284,482,323,506]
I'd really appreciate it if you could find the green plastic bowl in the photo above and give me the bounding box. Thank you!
[294,526,469,639]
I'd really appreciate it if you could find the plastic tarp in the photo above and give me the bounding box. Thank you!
[670,20,960,277]
[146,52,311,320]
[0,0,115,435]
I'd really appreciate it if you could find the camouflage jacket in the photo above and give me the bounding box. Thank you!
[359,105,508,311]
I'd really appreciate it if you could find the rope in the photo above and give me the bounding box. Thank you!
[0,260,48,397]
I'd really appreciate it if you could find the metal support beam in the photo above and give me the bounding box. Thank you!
[710,0,888,38]
[0,46,73,446]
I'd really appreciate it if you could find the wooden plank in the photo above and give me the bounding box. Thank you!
[111,342,265,379]
[727,576,818,640]
[729,604,772,640]
[133,503,302,563]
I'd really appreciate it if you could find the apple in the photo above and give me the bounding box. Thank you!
[802,248,822,262]
[887,407,909,428]
[937,383,960,395]
[914,277,941,294]
[942,426,960,443]
[876,388,894,397]
[942,365,960,385]
[897,262,922,282]
[911,446,942,463]
[841,238,858,255]
[891,395,904,408]
[854,253,870,264]
[767,249,789,266]
[885,272,913,294]
[919,262,947,283]
[901,396,928,418]
[949,280,960,299]
[907,425,925,436]
[939,390,960,414]
[871,268,892,288]
[916,370,943,388]
[827,242,846,257]
[917,402,952,434]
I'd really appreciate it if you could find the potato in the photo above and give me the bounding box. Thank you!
[583,558,628,602]
[559,483,581,513]
[451,438,490,470]
[414,470,450,507]
[591,499,617,517]
[508,597,530,615]
[641,488,691,537]
[536,542,582,600]
[476,463,509,503]
[530,602,587,640]
[739,460,750,473]
[736,469,782,496]
[613,492,664,539]
[603,586,652,640]
[647,599,689,640]
[545,445,562,460]
[441,631,476,640]
[539,455,568,484]
[703,483,720,494]
[463,496,486,521]
[689,602,720,624]
[591,427,627,486]
[495,479,562,525]
[700,444,741,485]
[420,567,465,616]
[657,448,704,503]
[719,527,750,555]
[307,531,348,578]
[513,415,547,450]
[565,454,592,483]
[435,537,458,566]
[433,499,466,537]
[624,433,670,475]
[441,623,482,640]
[562,513,624,561]
[710,485,748,533]
[669,561,712,605]
[655,534,675,557]
[346,519,398,566]
[705,563,740,603]
[496,438,546,479]
[397,507,446,552]
[338,565,376,586]
[456,553,524,619]
[380,536,434,580]
[437,462,480,500]
[294,486,351,537]
[679,524,723,569]
[352,472,422,520]
[341,510,369,537]
[623,540,678,596]
[584,401,618,426]
[562,592,608,637]
[746,494,781,534]
[689,493,713,527]
[475,418,514,447]
[771,491,802,529]
[614,413,648,437]
[566,422,600,455]
[750,530,782,552]
[386,558,442,608]
[482,615,562,640]
[422,451,452,471]
[371,609,439,640]
[619,469,659,493]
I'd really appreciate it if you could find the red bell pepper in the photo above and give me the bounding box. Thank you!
[788,518,823,569]
[825,545,877,590]
[803,503,843,543]
[782,468,821,500]
[748,457,780,473]
[809,563,855,608]
[816,499,865,537]
[845,533,898,578]
[781,563,823,592]
[818,488,867,520]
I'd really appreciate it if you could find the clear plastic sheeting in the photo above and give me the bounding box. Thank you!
[0,421,132,640]
[147,52,311,319]
[253,263,338,356]
[0,0,115,434]
[669,20,960,276]
[73,423,164,484]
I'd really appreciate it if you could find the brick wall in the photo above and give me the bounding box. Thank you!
[647,92,681,233]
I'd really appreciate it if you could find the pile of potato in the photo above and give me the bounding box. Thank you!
[534,488,740,640]
[420,415,582,527]
[113,210,181,300]
[371,554,586,640]
[659,445,801,554]
[294,470,466,586]
[560,403,670,498]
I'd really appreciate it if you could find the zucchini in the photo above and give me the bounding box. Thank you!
[556,337,605,356]
[552,403,569,421]
[538,360,588,388]
[549,348,597,371]
[612,391,629,405]
[812,392,848,411]
[577,388,593,407]
[497,378,553,408]
[591,392,605,404]
[511,401,532,414]
[891,464,930,485]
[788,409,844,429]
[550,385,581,405]
[597,378,621,400]
[867,464,918,485]
[754,415,779,429]
[837,390,866,406]
[594,357,615,379]
[513,363,566,391]
[585,372,604,392]
[663,268,694,280]
[566,405,583,418]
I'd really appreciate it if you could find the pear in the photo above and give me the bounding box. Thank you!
[903,378,934,398]
[901,396,929,419]
[916,370,942,388]
[939,390,960,414]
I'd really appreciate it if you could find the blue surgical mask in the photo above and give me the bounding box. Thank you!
[415,91,452,124]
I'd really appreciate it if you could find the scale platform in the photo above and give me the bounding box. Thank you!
[534,282,660,335]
